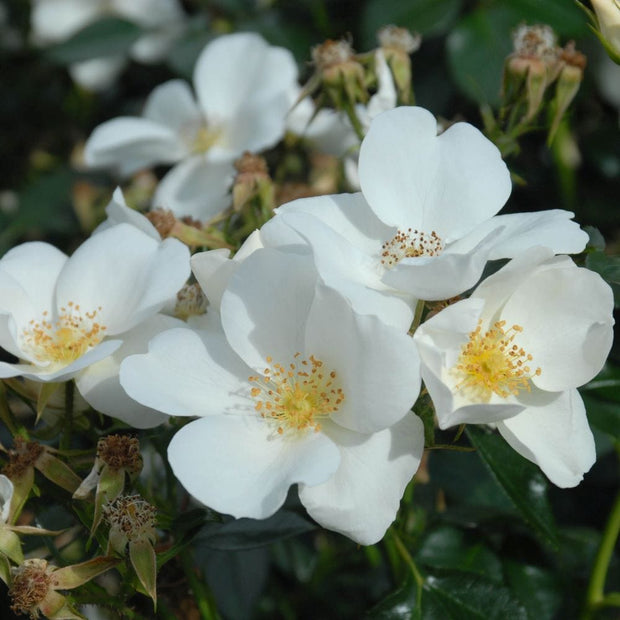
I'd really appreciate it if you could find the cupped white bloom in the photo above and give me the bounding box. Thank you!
[352,106,588,300]
[120,248,422,543]
[85,32,299,219]
[0,223,190,424]
[413,247,614,487]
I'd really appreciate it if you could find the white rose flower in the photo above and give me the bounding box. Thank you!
[84,32,299,220]
[120,249,423,544]
[0,224,190,427]
[273,106,588,308]
[413,247,615,487]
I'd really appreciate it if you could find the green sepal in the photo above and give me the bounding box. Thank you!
[0,553,10,585]
[40,590,84,620]
[8,467,34,525]
[36,382,62,424]
[35,451,81,494]
[92,466,124,534]
[130,538,157,609]
[51,556,119,590]
[0,526,23,564]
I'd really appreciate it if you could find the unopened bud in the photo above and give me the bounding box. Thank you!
[311,39,368,108]
[590,0,620,62]
[548,42,586,142]
[377,25,420,103]
[232,152,274,214]
[175,283,208,321]
[504,24,562,121]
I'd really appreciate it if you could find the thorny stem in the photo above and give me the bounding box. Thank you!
[582,459,620,619]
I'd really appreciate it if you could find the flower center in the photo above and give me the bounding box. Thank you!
[380,229,443,268]
[21,303,106,365]
[249,354,344,436]
[191,124,222,154]
[451,320,541,402]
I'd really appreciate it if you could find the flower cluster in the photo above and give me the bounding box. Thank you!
[0,30,615,566]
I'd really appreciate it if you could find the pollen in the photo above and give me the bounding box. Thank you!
[380,229,444,268]
[21,303,106,365]
[452,320,541,402]
[248,353,344,436]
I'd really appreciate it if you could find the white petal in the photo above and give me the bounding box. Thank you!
[0,339,123,382]
[31,0,102,43]
[499,260,615,391]
[120,326,252,417]
[220,249,318,370]
[69,57,126,92]
[382,232,497,301]
[359,107,511,239]
[153,157,234,221]
[305,284,420,433]
[277,204,414,329]
[114,0,184,28]
[299,414,423,545]
[168,415,341,519]
[0,242,67,329]
[143,79,202,134]
[194,33,297,123]
[365,49,397,121]
[414,298,524,428]
[451,210,588,259]
[54,223,190,335]
[93,187,160,240]
[497,389,596,488]
[76,315,182,428]
[84,117,186,175]
[0,474,13,522]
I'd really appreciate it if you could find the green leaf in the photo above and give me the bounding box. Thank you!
[46,18,142,64]
[466,427,559,547]
[361,0,463,48]
[197,509,315,551]
[582,394,620,441]
[422,573,528,619]
[503,562,562,620]
[585,251,620,307]
[501,0,589,37]
[0,169,77,255]
[366,571,420,619]
[415,526,502,582]
[584,226,606,251]
[447,6,516,106]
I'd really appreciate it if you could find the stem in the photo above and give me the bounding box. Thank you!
[0,381,20,435]
[60,381,74,451]
[180,549,219,620]
[409,300,425,335]
[342,99,366,142]
[582,487,620,619]
[389,529,424,588]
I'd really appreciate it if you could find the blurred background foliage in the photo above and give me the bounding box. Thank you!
[0,0,618,618]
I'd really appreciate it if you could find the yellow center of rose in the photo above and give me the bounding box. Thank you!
[191,124,222,154]
[380,229,444,268]
[249,354,344,435]
[452,320,541,402]
[21,303,106,365]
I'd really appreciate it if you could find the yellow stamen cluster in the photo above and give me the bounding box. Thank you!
[452,320,541,402]
[249,354,344,435]
[103,494,156,544]
[381,229,443,268]
[21,303,106,365]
